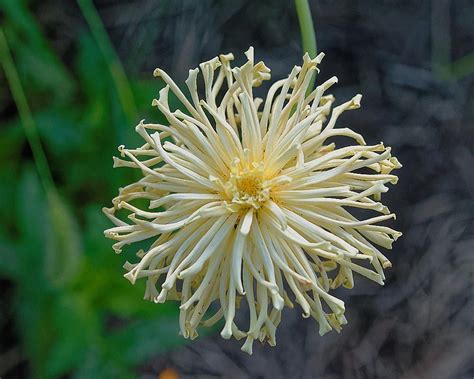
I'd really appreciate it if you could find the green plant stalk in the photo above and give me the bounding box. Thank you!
[0,28,55,196]
[295,0,317,91]
[77,0,137,125]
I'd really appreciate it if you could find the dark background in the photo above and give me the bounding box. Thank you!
[0,0,473,378]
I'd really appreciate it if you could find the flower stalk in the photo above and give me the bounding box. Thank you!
[295,0,317,92]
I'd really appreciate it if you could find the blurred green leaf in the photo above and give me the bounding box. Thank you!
[1,2,194,377]
[44,295,100,378]
[0,232,18,279]
[15,290,54,378]
[45,191,82,288]
[16,165,82,288]
[75,32,138,157]
[15,167,50,377]
[1,0,75,103]
[75,33,110,121]
[73,346,136,379]
[35,110,84,155]
[75,5,138,147]
[16,165,48,273]
[80,205,178,318]
[109,317,183,367]
[450,51,474,80]
[0,120,24,159]
[0,163,21,235]
[77,0,138,125]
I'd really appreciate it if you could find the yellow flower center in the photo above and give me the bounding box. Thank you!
[226,162,270,209]
[236,174,262,197]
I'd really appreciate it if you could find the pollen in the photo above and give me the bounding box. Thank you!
[226,163,271,209]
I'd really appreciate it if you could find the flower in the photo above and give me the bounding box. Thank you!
[103,47,401,354]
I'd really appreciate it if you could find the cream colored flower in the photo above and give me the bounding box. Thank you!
[103,47,401,354]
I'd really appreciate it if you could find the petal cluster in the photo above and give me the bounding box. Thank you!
[104,48,401,354]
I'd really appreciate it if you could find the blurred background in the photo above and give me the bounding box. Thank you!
[0,0,473,378]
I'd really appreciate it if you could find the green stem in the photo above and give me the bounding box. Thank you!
[295,0,317,58]
[0,28,56,195]
[77,0,137,125]
[295,0,317,91]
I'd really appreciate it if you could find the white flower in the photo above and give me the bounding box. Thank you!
[103,47,401,354]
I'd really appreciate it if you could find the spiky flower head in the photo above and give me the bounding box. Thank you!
[103,47,401,354]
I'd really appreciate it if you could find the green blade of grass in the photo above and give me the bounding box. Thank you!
[1,0,75,103]
[77,0,138,126]
[0,28,55,194]
[1,28,82,290]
